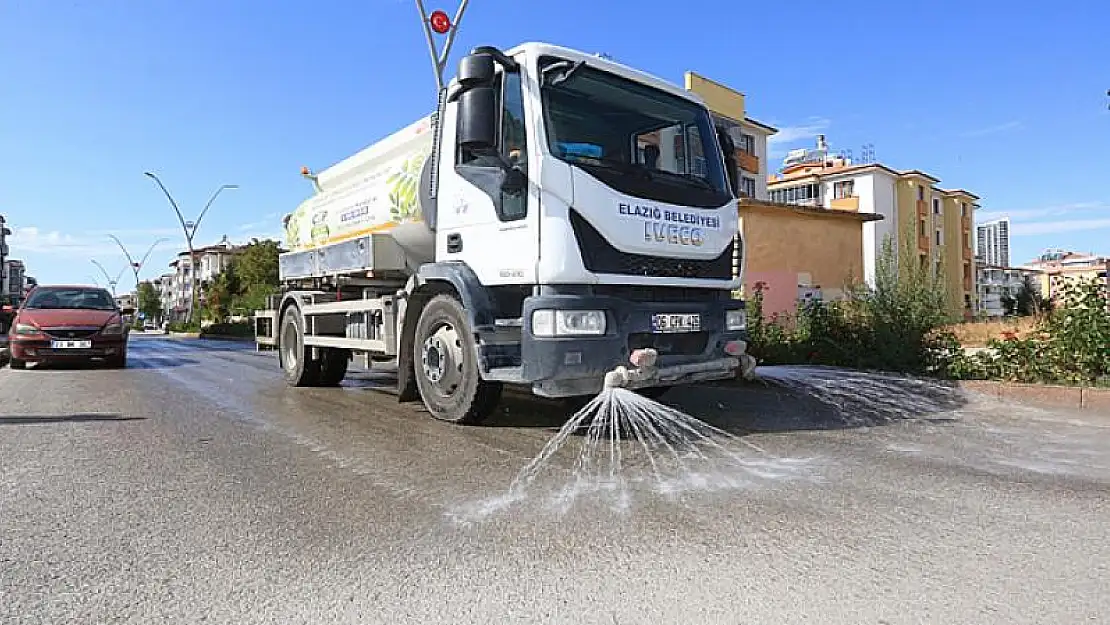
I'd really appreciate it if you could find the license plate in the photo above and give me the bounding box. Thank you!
[651,313,700,334]
[50,340,92,349]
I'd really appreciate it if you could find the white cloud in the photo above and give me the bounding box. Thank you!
[977,201,1106,223]
[766,117,831,158]
[1011,218,1110,236]
[237,212,280,233]
[9,226,184,260]
[961,120,1023,138]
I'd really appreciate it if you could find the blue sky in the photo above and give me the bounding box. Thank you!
[1,0,1107,287]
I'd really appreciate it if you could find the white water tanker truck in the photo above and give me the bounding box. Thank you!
[254,41,758,424]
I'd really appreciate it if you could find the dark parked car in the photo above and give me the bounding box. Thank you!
[7,285,133,369]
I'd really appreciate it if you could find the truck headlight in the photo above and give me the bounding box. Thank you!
[531,310,606,337]
[725,309,747,331]
[13,323,41,336]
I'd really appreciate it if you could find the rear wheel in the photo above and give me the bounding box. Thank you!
[9,358,25,370]
[318,348,349,387]
[413,294,502,424]
[280,309,320,387]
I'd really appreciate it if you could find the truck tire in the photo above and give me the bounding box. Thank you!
[280,309,321,387]
[318,348,349,387]
[413,293,502,424]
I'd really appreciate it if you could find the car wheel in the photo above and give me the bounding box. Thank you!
[9,358,25,370]
[107,351,127,369]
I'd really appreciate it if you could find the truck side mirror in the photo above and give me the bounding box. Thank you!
[457,86,498,152]
[717,128,739,197]
[458,52,495,88]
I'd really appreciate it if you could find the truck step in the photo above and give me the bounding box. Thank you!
[484,366,525,383]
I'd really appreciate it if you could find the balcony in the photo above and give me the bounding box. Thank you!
[830,196,860,211]
[736,150,760,174]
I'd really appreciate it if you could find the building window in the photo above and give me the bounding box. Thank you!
[919,219,926,237]
[933,198,940,215]
[833,180,855,199]
[740,176,756,198]
[737,133,756,154]
[961,202,967,217]
[917,185,925,201]
[935,229,943,246]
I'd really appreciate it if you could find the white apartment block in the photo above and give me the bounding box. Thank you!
[976,218,1011,267]
[976,264,1031,317]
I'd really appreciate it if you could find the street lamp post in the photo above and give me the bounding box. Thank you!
[90,259,125,297]
[143,172,238,325]
[107,235,169,291]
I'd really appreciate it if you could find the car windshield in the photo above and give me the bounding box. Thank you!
[539,56,732,209]
[23,287,118,311]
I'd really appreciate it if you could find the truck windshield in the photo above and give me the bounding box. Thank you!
[539,56,732,209]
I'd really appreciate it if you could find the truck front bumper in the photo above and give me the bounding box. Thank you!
[517,293,754,398]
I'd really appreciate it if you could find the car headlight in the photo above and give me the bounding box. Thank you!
[13,323,41,336]
[101,323,124,336]
[531,309,606,337]
[725,309,747,331]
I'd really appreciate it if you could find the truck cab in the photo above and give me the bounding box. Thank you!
[259,42,755,424]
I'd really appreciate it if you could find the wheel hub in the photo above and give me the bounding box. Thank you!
[421,323,463,395]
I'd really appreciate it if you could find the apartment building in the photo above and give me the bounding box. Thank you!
[1020,249,1110,300]
[767,137,979,319]
[2,259,26,305]
[156,236,245,322]
[977,218,1011,267]
[680,75,882,317]
[683,72,776,202]
[975,263,1036,317]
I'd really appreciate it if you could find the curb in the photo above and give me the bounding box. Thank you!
[198,334,254,343]
[958,380,1110,413]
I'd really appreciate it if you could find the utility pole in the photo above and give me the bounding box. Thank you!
[108,234,169,292]
[143,172,238,325]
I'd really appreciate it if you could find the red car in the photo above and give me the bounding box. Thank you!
[8,285,133,369]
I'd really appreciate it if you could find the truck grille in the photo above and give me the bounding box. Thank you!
[629,331,709,356]
[591,285,727,303]
[569,209,733,280]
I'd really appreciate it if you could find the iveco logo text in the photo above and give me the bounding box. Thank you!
[618,202,720,248]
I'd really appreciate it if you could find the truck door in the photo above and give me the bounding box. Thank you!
[435,61,539,286]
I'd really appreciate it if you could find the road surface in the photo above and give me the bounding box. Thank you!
[1,335,1107,624]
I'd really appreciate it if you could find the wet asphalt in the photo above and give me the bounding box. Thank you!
[1,334,1107,624]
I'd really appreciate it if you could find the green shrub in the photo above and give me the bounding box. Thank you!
[747,237,958,376]
[199,321,253,339]
[944,277,1110,385]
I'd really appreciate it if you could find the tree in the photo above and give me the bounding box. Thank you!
[230,238,281,314]
[234,238,280,290]
[136,281,162,321]
[1013,273,1052,316]
[203,263,240,322]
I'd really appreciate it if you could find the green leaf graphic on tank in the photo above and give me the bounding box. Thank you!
[310,210,330,244]
[387,153,426,223]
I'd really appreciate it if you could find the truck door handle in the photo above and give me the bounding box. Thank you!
[446,233,462,253]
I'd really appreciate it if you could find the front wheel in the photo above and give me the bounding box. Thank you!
[9,358,25,370]
[413,294,502,424]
